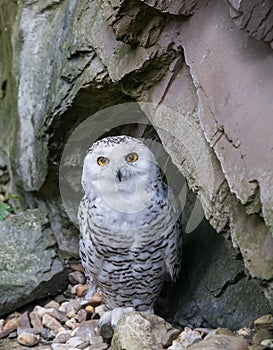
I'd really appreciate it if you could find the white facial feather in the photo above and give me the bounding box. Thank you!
[82,136,161,213]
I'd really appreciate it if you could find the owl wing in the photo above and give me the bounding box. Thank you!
[163,186,183,282]
[78,196,97,295]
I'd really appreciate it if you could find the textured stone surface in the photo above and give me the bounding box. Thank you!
[226,0,273,46]
[111,312,175,350]
[162,219,272,330]
[0,210,66,316]
[186,334,249,350]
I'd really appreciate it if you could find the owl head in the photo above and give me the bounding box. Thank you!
[82,135,162,212]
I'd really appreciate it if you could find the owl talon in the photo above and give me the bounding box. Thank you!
[99,307,135,328]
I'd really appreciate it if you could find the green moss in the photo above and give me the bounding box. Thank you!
[0,1,18,158]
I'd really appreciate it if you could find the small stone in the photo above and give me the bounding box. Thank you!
[236,327,252,337]
[77,309,88,323]
[66,300,82,318]
[34,305,56,318]
[72,320,100,340]
[89,292,103,307]
[186,334,249,350]
[70,284,79,295]
[100,323,114,343]
[18,311,31,328]
[7,331,17,339]
[85,305,95,314]
[17,332,40,346]
[70,263,84,273]
[69,271,86,285]
[65,318,78,329]
[112,312,180,350]
[0,319,4,331]
[194,328,214,336]
[161,328,181,347]
[215,327,235,336]
[51,309,68,324]
[51,343,69,350]
[254,314,273,331]
[44,300,60,309]
[261,339,273,348]
[89,339,108,349]
[29,310,44,333]
[254,329,273,344]
[52,330,72,344]
[42,314,63,331]
[17,327,38,335]
[41,326,57,341]
[6,312,21,321]
[173,327,202,348]
[95,304,106,316]
[0,317,19,338]
[59,302,69,313]
[66,336,89,349]
[76,284,89,297]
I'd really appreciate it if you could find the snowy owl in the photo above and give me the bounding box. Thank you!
[78,135,182,326]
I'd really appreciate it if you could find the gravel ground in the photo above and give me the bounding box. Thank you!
[0,263,272,350]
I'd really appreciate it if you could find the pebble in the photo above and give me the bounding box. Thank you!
[3,315,19,331]
[95,304,106,316]
[51,309,68,324]
[162,328,182,348]
[52,330,72,344]
[34,305,56,318]
[18,311,31,328]
[236,327,252,337]
[17,327,38,335]
[69,271,86,285]
[186,334,249,350]
[253,328,273,344]
[29,309,44,333]
[76,284,89,297]
[71,284,80,295]
[66,336,89,349]
[254,314,273,331]
[59,302,69,313]
[66,299,82,318]
[70,263,84,273]
[42,314,63,331]
[17,332,40,346]
[51,344,70,350]
[77,309,88,323]
[261,339,273,348]
[89,292,103,307]
[89,341,108,350]
[85,305,95,314]
[100,323,114,343]
[0,317,19,339]
[65,318,78,329]
[171,327,202,348]
[0,319,4,331]
[72,320,100,339]
[45,300,60,309]
[215,327,235,336]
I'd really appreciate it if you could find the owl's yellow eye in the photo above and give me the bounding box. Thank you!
[125,152,138,163]
[97,156,109,166]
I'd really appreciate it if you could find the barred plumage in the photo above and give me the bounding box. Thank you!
[78,135,182,325]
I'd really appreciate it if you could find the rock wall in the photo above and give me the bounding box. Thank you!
[0,0,272,323]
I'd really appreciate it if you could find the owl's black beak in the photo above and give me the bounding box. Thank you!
[116,169,122,182]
